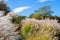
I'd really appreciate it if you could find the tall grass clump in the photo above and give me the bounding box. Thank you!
[20,18,60,40]
[0,12,19,40]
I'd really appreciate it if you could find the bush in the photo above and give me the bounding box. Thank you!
[11,15,26,24]
[19,19,60,40]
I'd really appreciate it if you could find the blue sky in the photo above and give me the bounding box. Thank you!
[4,0,60,17]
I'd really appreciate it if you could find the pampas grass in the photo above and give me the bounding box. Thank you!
[20,18,60,40]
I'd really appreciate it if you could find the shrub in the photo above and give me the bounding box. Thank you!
[19,19,60,40]
[21,24,32,36]
[11,15,26,24]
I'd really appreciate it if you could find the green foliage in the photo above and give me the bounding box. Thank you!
[29,14,34,18]
[0,1,10,15]
[11,16,26,24]
[55,30,60,40]
[31,14,42,20]
[18,24,32,40]
[21,24,32,36]
[29,6,53,19]
[39,6,53,16]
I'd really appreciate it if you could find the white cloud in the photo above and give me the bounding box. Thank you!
[38,0,55,2]
[13,6,30,13]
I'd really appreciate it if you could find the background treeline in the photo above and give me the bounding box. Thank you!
[29,6,60,22]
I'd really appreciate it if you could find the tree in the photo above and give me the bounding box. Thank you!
[29,6,53,19]
[11,15,26,24]
[29,14,34,18]
[30,13,42,20]
[39,6,53,16]
[0,0,10,15]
